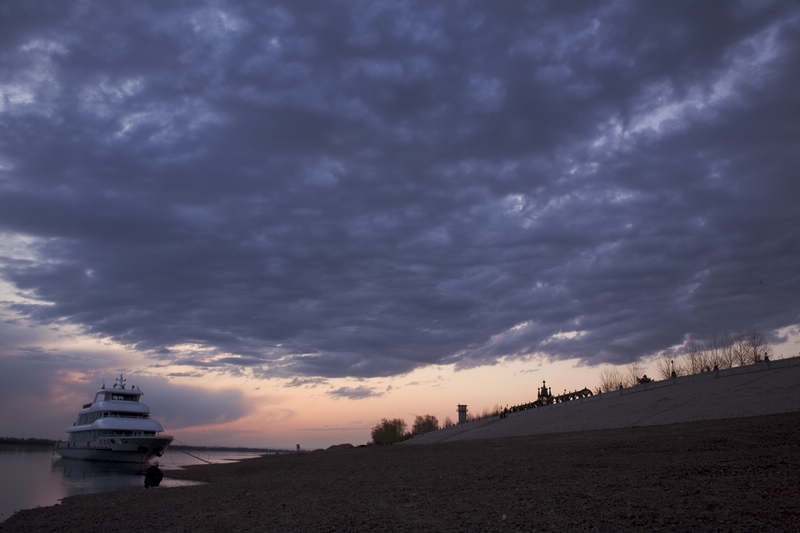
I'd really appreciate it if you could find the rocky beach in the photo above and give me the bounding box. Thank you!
[2,411,799,532]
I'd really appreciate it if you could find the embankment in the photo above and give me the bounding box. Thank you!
[407,357,800,445]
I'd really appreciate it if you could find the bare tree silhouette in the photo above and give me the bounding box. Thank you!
[599,367,624,392]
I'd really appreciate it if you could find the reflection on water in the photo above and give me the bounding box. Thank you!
[0,446,262,522]
[54,457,200,491]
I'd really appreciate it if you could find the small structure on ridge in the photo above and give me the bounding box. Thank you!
[457,404,468,424]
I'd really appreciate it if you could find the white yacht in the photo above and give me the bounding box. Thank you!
[55,374,173,463]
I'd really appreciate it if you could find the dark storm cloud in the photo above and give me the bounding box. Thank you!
[1,1,799,377]
[125,374,252,430]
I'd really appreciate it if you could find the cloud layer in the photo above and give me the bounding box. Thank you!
[0,354,251,438]
[1,1,799,378]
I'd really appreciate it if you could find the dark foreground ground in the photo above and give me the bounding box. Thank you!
[3,412,799,532]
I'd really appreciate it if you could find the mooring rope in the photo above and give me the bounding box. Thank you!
[168,436,214,464]
[175,448,213,464]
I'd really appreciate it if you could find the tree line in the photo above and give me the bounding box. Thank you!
[370,414,441,445]
[598,331,775,393]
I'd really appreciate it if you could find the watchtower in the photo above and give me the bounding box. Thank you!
[457,404,468,424]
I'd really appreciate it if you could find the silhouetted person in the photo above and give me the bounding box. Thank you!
[145,463,163,488]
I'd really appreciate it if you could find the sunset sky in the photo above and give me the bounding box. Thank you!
[1,1,799,450]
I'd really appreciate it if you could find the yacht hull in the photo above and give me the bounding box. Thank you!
[55,436,172,463]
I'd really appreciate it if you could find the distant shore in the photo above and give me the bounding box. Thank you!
[2,411,799,532]
[0,438,286,454]
[0,438,56,447]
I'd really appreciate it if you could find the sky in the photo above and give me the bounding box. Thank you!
[1,1,799,449]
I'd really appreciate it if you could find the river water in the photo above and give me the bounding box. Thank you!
[0,446,264,522]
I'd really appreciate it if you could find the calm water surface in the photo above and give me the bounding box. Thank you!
[0,446,264,522]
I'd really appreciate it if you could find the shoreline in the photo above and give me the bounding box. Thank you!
[3,411,799,531]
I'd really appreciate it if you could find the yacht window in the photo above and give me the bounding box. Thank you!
[108,411,144,418]
[110,393,137,401]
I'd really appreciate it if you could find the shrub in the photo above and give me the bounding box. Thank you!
[412,414,439,435]
[371,418,408,445]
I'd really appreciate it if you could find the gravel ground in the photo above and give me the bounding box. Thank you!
[3,412,799,532]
